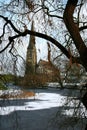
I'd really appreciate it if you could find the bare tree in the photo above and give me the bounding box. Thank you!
[0,0,87,128]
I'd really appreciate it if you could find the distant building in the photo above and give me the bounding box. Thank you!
[25,22,37,74]
[36,59,60,81]
[25,22,60,82]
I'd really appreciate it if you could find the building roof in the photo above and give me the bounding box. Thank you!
[37,59,59,73]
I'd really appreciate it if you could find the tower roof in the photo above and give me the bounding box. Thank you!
[28,21,35,49]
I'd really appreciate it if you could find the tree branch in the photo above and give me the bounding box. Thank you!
[63,0,87,71]
[0,15,81,64]
[79,25,87,31]
[0,15,21,34]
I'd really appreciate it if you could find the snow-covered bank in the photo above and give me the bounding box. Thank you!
[0,89,22,97]
[0,88,87,130]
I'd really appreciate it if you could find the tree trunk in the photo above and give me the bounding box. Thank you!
[63,0,87,71]
[85,124,87,130]
[81,90,87,109]
[63,1,87,129]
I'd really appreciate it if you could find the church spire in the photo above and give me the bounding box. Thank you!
[25,21,37,74]
[28,21,35,49]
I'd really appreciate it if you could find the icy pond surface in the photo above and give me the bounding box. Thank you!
[0,87,87,130]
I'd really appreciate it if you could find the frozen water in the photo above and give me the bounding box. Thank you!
[0,88,87,130]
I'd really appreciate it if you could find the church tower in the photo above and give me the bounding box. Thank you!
[25,22,37,74]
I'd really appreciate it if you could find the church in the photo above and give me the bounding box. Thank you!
[25,22,60,82]
[25,22,37,74]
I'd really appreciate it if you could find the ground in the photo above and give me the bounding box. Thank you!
[0,87,87,130]
[0,90,35,99]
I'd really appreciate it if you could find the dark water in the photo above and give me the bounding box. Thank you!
[0,86,87,130]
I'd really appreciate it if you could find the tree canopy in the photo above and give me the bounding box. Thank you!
[0,0,87,128]
[0,0,87,71]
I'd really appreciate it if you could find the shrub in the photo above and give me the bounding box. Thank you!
[0,82,7,90]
